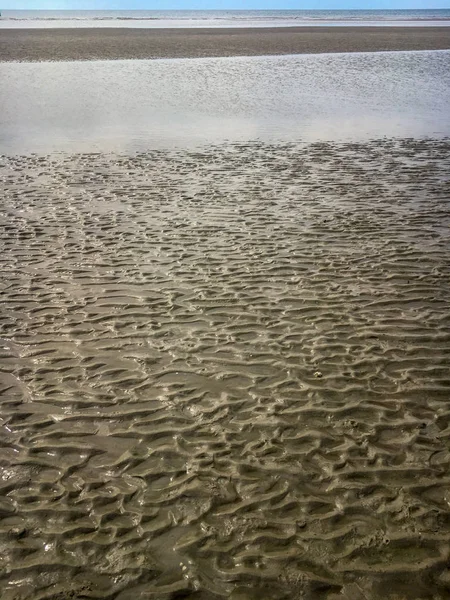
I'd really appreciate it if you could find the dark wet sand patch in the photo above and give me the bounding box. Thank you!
[0,26,450,62]
[0,138,450,599]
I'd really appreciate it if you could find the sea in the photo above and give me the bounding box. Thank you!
[1,9,450,28]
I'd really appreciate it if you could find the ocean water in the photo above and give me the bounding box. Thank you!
[1,9,450,28]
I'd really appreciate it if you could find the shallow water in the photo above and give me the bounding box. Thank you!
[1,51,449,154]
[1,138,450,599]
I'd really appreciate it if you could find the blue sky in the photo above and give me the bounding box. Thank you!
[4,0,450,9]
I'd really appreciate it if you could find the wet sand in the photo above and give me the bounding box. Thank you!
[1,26,450,61]
[1,138,450,599]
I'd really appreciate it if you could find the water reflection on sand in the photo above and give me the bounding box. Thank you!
[1,51,449,154]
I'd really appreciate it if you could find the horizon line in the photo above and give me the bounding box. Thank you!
[4,6,450,9]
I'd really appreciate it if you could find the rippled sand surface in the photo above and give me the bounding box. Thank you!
[1,138,450,599]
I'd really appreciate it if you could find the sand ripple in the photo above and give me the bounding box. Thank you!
[0,138,450,599]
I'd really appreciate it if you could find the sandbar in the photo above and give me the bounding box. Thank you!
[0,26,449,62]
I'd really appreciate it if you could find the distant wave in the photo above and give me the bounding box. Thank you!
[4,15,450,22]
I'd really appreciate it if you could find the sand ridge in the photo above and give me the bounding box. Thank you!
[1,26,450,62]
[0,138,450,599]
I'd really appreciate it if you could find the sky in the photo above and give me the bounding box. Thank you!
[3,0,450,9]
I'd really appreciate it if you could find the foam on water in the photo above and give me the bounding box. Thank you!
[1,9,450,28]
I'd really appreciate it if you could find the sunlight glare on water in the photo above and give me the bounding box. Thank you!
[0,51,449,154]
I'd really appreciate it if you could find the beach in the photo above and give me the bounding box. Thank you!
[1,17,450,600]
[2,138,450,600]
[1,26,450,61]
